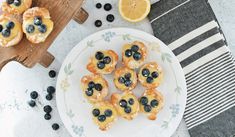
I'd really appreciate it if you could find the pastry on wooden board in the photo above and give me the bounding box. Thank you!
[1,0,32,15]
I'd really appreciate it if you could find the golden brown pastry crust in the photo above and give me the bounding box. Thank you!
[22,7,54,43]
[87,50,118,74]
[1,0,32,15]
[139,89,164,120]
[111,91,139,120]
[0,14,23,47]
[92,101,118,131]
[122,41,147,69]
[81,74,108,103]
[138,62,163,89]
[113,67,137,91]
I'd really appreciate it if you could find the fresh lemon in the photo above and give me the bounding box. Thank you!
[119,0,151,22]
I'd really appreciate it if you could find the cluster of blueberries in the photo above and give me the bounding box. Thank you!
[140,96,159,112]
[118,73,133,87]
[92,108,113,122]
[119,98,135,113]
[6,0,21,6]
[141,68,159,84]
[26,16,47,34]
[125,45,142,61]
[27,70,59,131]
[95,51,112,69]
[85,81,103,97]
[94,3,115,27]
[0,21,15,37]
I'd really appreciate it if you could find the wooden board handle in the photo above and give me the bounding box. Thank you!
[39,51,55,68]
[73,8,89,24]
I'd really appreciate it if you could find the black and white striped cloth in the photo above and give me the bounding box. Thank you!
[149,0,235,136]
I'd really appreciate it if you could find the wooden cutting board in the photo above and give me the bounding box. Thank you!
[0,0,88,71]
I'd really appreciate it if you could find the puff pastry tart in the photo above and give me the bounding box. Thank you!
[113,67,137,91]
[92,101,118,131]
[22,7,54,43]
[111,91,139,120]
[87,50,118,74]
[138,62,163,89]
[139,89,164,120]
[122,41,147,69]
[0,14,23,47]
[1,0,32,15]
[81,74,108,103]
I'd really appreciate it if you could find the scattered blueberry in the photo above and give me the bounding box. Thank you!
[106,14,115,22]
[26,24,35,33]
[128,98,134,105]
[6,0,14,4]
[133,52,142,61]
[0,25,3,32]
[14,0,21,6]
[38,24,47,33]
[124,106,132,113]
[98,115,106,122]
[88,81,95,89]
[131,45,139,52]
[6,21,14,29]
[47,86,55,94]
[49,70,56,78]
[96,3,102,9]
[119,99,127,108]
[94,83,103,91]
[144,105,152,112]
[94,20,102,27]
[46,94,53,101]
[2,28,10,37]
[118,77,125,84]
[103,56,111,64]
[104,109,112,117]
[85,89,93,96]
[97,61,105,69]
[34,16,42,26]
[104,3,112,11]
[152,72,159,78]
[150,99,159,108]
[124,80,132,87]
[30,91,38,99]
[146,77,154,83]
[52,123,60,130]
[92,109,100,117]
[140,97,148,105]
[95,52,104,60]
[124,73,131,79]
[44,113,51,120]
[125,49,132,57]
[28,100,36,107]
[43,105,52,113]
[142,68,150,77]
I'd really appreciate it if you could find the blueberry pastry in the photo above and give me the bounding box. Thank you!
[139,89,164,120]
[113,67,138,91]
[22,7,54,43]
[87,50,118,74]
[81,74,108,103]
[111,91,139,120]
[1,0,32,15]
[0,14,23,47]
[138,62,163,89]
[122,41,147,69]
[92,101,117,131]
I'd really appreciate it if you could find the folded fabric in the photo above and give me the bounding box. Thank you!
[148,0,235,136]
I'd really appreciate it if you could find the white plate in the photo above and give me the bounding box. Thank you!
[56,28,187,137]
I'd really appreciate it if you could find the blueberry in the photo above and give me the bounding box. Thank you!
[28,100,36,107]
[34,16,42,26]
[104,3,112,11]
[124,73,131,80]
[94,83,103,91]
[6,21,14,29]
[44,113,51,120]
[103,56,111,64]
[125,49,132,57]
[118,77,125,84]
[2,28,10,37]
[119,99,127,108]
[52,123,60,130]
[49,70,56,78]
[133,52,142,61]
[97,61,105,69]
[124,106,132,113]
[104,109,112,117]
[92,109,100,117]
[94,20,102,27]
[124,80,132,87]
[14,0,21,6]
[26,25,35,33]
[85,89,93,96]
[146,77,154,83]
[6,0,14,4]
[106,14,115,22]
[46,94,53,101]
[95,52,104,60]
[88,81,95,89]
[30,91,38,99]
[128,98,134,105]
[144,105,152,112]
[38,24,47,33]
[0,25,3,32]
[96,3,102,9]
[152,72,159,78]
[47,86,55,94]
[98,115,106,122]
[142,68,150,77]
[150,99,158,108]
[131,45,139,52]
[44,105,52,113]
[140,97,148,105]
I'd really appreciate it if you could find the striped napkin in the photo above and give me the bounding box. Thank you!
[148,0,235,136]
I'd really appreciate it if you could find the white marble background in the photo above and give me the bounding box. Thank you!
[0,0,234,137]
